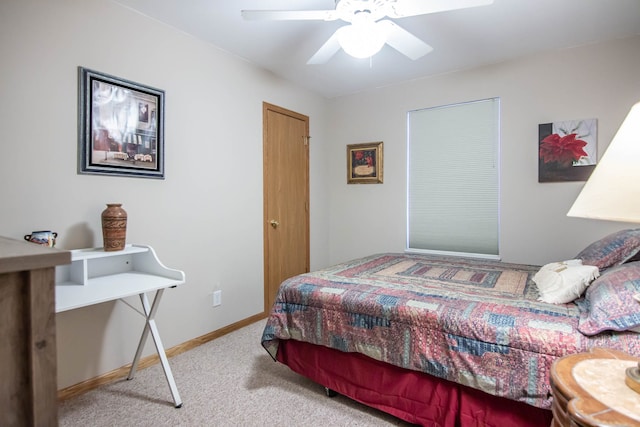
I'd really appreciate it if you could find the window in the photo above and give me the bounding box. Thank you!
[407,98,500,258]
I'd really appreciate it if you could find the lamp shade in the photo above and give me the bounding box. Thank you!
[567,101,640,223]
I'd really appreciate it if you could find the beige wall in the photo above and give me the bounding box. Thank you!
[0,0,329,388]
[326,36,640,266]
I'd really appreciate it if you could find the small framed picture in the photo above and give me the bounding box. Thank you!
[78,67,165,179]
[347,141,383,184]
[538,118,597,183]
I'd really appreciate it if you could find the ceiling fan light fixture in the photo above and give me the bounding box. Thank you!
[337,21,386,59]
[244,0,494,64]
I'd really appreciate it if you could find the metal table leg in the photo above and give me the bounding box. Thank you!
[127,289,182,408]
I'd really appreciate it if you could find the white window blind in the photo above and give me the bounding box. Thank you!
[407,98,500,258]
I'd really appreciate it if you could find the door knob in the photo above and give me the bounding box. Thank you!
[269,220,280,229]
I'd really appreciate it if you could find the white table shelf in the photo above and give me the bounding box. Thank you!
[55,244,185,407]
[56,272,180,312]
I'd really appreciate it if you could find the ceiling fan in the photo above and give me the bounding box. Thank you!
[241,0,494,64]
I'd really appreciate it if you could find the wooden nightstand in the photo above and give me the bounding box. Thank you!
[550,348,640,427]
[0,236,70,427]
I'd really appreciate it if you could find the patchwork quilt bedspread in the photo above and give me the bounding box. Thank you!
[261,253,640,409]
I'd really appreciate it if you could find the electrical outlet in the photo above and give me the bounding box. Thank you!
[213,290,222,307]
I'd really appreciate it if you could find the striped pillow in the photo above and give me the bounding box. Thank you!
[576,229,640,270]
[576,262,640,335]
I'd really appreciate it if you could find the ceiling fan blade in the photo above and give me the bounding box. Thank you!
[388,0,494,18]
[378,20,432,60]
[241,9,338,21]
[307,29,342,64]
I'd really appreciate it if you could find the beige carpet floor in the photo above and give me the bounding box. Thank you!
[58,320,413,426]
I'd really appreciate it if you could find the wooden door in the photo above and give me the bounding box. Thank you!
[263,102,310,312]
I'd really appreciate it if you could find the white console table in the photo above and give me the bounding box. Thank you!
[55,244,185,408]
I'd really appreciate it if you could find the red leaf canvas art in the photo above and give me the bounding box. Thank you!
[538,118,597,182]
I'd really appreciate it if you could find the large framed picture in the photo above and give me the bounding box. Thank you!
[78,67,165,179]
[347,141,383,184]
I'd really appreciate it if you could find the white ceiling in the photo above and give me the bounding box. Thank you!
[113,0,640,98]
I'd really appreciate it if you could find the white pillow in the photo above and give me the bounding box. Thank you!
[533,259,599,304]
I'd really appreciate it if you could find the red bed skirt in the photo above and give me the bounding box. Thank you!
[276,339,553,427]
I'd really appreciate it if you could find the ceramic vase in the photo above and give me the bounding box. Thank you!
[101,203,127,251]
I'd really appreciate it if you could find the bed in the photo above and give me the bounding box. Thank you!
[261,230,640,426]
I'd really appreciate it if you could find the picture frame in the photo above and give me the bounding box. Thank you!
[347,141,383,184]
[78,67,165,179]
[538,118,597,183]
